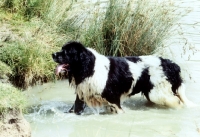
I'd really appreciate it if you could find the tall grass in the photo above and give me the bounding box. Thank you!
[1,0,73,21]
[1,0,13,10]
[0,61,12,79]
[0,0,186,88]
[0,0,72,89]
[1,0,51,19]
[0,42,56,89]
[82,0,184,56]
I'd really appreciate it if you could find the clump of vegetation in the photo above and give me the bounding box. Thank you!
[0,61,12,79]
[82,0,183,56]
[0,0,72,89]
[0,42,56,89]
[1,0,73,21]
[1,0,51,20]
[0,83,27,114]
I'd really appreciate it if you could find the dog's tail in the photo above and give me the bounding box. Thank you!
[177,83,197,107]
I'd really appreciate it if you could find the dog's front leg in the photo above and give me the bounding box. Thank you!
[65,95,86,114]
[73,94,86,115]
[67,104,75,113]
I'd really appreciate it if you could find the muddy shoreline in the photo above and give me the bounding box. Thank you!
[0,109,31,137]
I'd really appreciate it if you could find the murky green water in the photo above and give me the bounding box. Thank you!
[24,80,200,137]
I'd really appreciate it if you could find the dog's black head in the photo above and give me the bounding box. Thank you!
[52,41,95,84]
[52,41,86,74]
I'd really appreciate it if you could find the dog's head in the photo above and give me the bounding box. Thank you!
[52,41,95,77]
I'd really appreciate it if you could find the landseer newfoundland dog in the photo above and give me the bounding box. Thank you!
[52,41,195,115]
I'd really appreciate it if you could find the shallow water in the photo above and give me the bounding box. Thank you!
[24,80,200,137]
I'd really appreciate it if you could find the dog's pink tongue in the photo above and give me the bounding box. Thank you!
[56,64,65,75]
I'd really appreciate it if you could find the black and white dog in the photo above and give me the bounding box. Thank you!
[52,41,195,115]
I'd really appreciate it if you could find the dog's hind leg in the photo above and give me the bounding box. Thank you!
[176,83,196,107]
[107,103,124,114]
[164,95,184,109]
[149,91,184,109]
[102,98,124,114]
[148,81,184,109]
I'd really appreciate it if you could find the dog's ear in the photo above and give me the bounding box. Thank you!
[79,49,90,61]
[79,48,87,58]
[79,49,95,69]
[63,47,79,63]
[64,50,68,55]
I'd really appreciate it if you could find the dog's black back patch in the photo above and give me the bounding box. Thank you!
[125,56,142,63]
[159,57,183,94]
[102,57,133,108]
[130,67,154,101]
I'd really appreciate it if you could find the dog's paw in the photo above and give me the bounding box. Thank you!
[64,105,74,113]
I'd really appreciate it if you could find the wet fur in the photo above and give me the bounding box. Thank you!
[52,41,194,115]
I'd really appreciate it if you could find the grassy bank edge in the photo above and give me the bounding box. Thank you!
[0,82,27,120]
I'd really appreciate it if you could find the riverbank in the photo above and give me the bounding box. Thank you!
[0,109,31,137]
[0,82,31,137]
[0,61,30,136]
